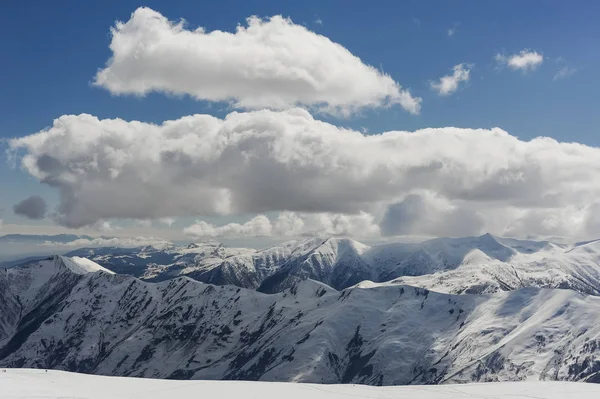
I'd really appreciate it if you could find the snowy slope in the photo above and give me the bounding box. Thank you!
[0,256,111,350]
[3,258,600,384]
[372,236,600,295]
[60,256,115,275]
[258,237,373,293]
[259,234,600,295]
[2,369,599,399]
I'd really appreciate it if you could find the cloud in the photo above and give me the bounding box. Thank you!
[495,50,544,71]
[554,66,577,81]
[94,220,121,234]
[503,204,600,240]
[314,18,323,25]
[184,215,273,238]
[430,63,472,96]
[184,211,379,238]
[158,217,175,227]
[134,218,177,228]
[11,109,600,240]
[94,7,421,116]
[0,219,3,230]
[447,22,459,37]
[13,196,47,220]
[135,219,153,228]
[379,193,484,237]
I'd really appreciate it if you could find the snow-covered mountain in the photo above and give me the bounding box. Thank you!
[2,255,600,384]
[63,234,600,296]
[364,235,600,296]
[4,369,600,399]
[64,241,291,288]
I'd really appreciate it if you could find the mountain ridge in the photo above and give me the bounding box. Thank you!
[2,255,600,384]
[45,234,600,296]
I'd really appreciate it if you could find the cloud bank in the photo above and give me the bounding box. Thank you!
[94,7,421,115]
[184,212,380,239]
[10,108,600,240]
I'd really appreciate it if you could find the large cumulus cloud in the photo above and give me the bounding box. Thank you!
[93,7,421,116]
[10,108,600,240]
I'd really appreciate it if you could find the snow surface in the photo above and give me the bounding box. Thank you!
[4,257,600,384]
[60,256,115,275]
[6,235,600,386]
[1,369,598,399]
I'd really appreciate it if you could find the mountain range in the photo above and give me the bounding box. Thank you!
[63,234,600,296]
[2,253,600,384]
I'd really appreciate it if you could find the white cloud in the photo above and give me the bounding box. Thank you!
[430,63,471,96]
[184,215,273,238]
[554,66,577,81]
[447,22,459,37]
[184,211,379,239]
[314,18,323,25]
[379,192,484,237]
[94,7,421,116]
[11,108,600,241]
[95,220,120,234]
[496,50,544,71]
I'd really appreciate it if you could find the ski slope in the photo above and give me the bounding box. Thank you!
[1,369,598,399]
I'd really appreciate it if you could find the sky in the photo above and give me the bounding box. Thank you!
[1,0,599,246]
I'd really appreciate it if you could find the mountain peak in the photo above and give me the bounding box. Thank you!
[478,232,498,240]
[56,255,115,275]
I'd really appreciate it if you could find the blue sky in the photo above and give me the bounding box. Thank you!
[1,0,599,242]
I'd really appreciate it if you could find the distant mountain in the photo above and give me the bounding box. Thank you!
[0,255,49,269]
[2,256,600,384]
[0,234,94,243]
[0,234,98,263]
[58,234,600,296]
[64,241,288,288]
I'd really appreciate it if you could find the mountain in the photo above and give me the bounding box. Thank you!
[52,234,600,296]
[0,234,94,244]
[4,369,600,399]
[64,241,290,288]
[258,234,600,295]
[370,235,600,296]
[2,257,600,384]
[258,237,374,293]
